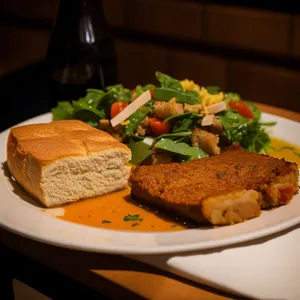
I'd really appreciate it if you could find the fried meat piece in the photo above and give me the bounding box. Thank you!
[129,150,299,225]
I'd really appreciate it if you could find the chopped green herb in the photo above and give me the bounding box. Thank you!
[131,223,140,227]
[124,214,143,222]
[234,164,239,169]
[216,172,226,179]
[102,220,111,224]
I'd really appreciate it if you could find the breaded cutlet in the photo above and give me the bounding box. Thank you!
[129,150,299,226]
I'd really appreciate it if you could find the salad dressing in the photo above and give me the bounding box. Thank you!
[58,137,300,232]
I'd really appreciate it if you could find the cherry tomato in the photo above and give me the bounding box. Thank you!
[110,101,128,118]
[149,117,171,136]
[229,101,254,119]
[149,88,154,98]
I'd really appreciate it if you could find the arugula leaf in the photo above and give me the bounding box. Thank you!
[225,92,241,100]
[172,117,194,133]
[259,122,276,126]
[125,107,151,136]
[218,110,272,153]
[244,101,261,120]
[153,88,200,104]
[106,84,131,102]
[206,86,222,94]
[52,101,74,120]
[127,138,152,165]
[155,71,184,91]
[51,89,106,124]
[218,110,246,141]
[72,100,105,121]
[154,138,208,159]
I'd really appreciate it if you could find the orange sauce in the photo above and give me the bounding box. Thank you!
[268,137,300,166]
[58,138,300,232]
[58,187,186,232]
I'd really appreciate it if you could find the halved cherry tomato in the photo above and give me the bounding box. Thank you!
[110,101,128,118]
[149,88,154,98]
[149,117,171,136]
[229,101,254,119]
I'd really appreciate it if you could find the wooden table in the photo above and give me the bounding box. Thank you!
[1,103,299,300]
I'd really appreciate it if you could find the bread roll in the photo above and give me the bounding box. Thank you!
[7,120,131,207]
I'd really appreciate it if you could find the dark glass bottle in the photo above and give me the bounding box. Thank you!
[45,0,117,108]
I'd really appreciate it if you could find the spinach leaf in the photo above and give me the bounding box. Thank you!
[154,138,208,159]
[206,86,222,94]
[184,147,208,161]
[163,112,201,123]
[135,84,155,96]
[52,101,74,120]
[153,88,200,104]
[186,90,199,98]
[225,92,241,100]
[127,139,152,165]
[155,131,192,140]
[155,71,183,91]
[125,107,151,136]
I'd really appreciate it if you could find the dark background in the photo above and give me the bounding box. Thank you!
[1,0,300,131]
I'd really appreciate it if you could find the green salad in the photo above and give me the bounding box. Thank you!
[52,71,275,165]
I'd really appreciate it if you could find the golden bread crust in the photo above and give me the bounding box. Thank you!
[7,120,131,206]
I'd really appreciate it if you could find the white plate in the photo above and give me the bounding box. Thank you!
[0,113,299,255]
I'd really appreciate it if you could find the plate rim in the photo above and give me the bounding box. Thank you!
[0,112,299,255]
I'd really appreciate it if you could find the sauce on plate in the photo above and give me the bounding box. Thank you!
[58,186,187,231]
[268,138,300,166]
[58,138,300,231]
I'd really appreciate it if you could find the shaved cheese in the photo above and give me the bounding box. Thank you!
[201,114,214,126]
[110,90,152,127]
[206,101,227,114]
[143,137,154,146]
